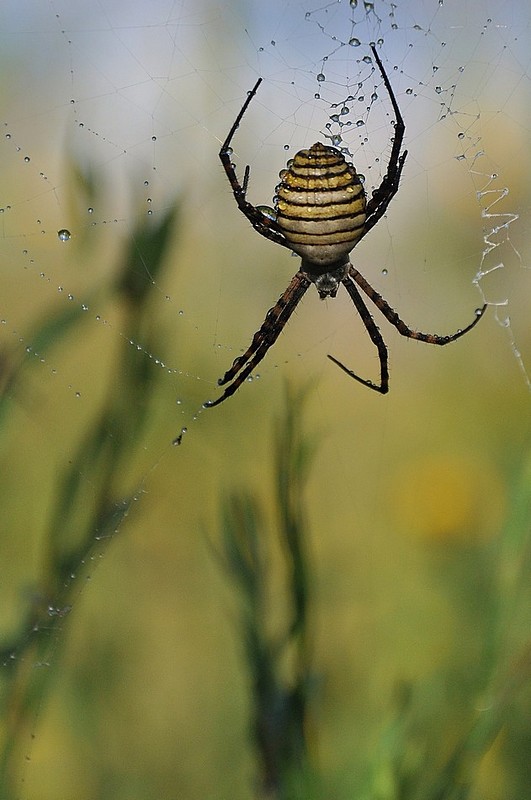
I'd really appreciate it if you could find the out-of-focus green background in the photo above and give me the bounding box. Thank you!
[1,2,530,799]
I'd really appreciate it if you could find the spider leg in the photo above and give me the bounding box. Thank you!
[219,80,291,249]
[349,264,488,343]
[362,44,408,237]
[205,272,311,407]
[363,150,407,235]
[221,79,263,154]
[327,275,390,393]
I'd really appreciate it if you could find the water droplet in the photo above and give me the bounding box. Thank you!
[87,207,94,213]
[349,37,361,47]
[152,135,157,142]
[457,132,465,139]
[24,156,30,163]
[173,427,187,446]
[257,205,277,222]
[57,229,71,242]
[316,73,326,82]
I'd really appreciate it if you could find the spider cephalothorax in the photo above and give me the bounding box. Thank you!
[205,44,486,407]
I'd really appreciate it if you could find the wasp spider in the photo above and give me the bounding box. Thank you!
[205,44,486,407]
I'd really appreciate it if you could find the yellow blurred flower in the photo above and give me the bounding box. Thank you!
[389,452,506,542]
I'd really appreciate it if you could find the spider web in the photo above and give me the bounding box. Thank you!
[1,1,529,798]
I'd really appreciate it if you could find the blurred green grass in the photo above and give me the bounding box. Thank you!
[1,169,530,799]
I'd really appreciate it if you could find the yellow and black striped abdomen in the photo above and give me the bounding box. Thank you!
[274,142,366,269]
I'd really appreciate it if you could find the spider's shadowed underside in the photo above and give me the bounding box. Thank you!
[205,44,487,408]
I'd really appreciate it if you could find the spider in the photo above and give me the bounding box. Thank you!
[205,44,487,407]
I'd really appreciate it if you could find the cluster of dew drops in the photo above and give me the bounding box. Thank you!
[254,34,386,223]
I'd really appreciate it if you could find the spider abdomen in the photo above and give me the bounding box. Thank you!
[274,142,366,269]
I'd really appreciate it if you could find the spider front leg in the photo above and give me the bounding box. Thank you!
[219,78,263,198]
[219,79,291,248]
[362,44,408,237]
[205,272,311,407]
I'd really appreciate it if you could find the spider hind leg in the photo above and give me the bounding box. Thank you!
[327,274,390,393]
[327,266,487,395]
[204,272,310,407]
